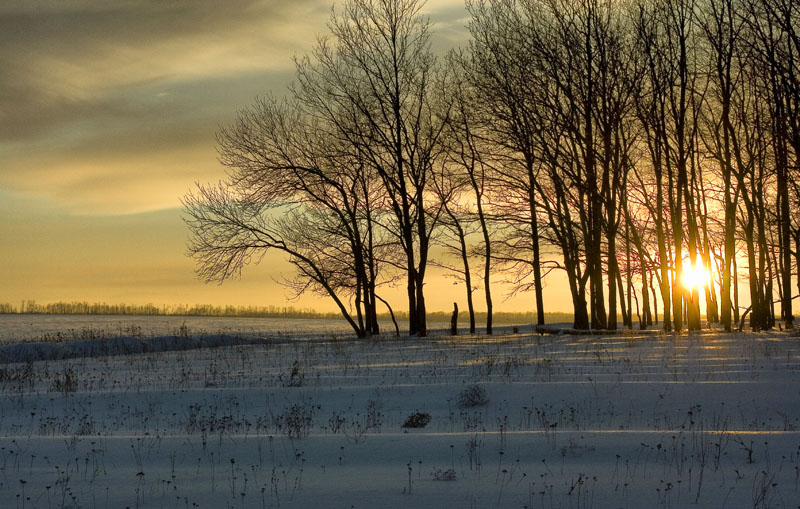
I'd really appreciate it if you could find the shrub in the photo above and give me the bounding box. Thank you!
[431,468,457,481]
[402,412,431,428]
[365,399,383,430]
[50,369,77,395]
[457,384,489,409]
[275,402,314,438]
[280,360,305,387]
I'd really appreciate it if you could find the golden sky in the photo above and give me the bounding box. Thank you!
[0,0,571,313]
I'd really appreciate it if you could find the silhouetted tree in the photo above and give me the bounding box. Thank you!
[441,51,495,334]
[466,0,549,327]
[183,97,384,337]
[293,0,446,336]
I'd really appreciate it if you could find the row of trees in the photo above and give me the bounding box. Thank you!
[0,301,573,328]
[184,0,799,337]
[3,301,343,318]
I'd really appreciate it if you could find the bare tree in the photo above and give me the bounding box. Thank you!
[697,0,745,331]
[183,97,383,337]
[293,0,445,336]
[466,0,549,327]
[634,2,675,331]
[185,0,446,337]
[429,140,479,333]
[185,0,799,335]
[441,51,495,334]
[742,0,797,328]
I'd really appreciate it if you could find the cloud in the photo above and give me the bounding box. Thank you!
[0,0,328,214]
[0,0,466,215]
[0,68,296,214]
[426,0,472,47]
[0,1,326,135]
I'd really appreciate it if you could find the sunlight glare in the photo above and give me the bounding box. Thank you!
[681,262,709,290]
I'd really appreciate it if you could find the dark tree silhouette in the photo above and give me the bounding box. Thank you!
[184,0,798,335]
[183,98,384,337]
[293,0,445,336]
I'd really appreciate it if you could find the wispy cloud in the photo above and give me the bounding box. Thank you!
[0,0,471,307]
[0,0,466,215]
[0,0,328,213]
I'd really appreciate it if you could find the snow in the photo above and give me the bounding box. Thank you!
[0,328,798,507]
[0,334,266,363]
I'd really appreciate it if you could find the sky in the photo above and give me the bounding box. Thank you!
[0,0,572,313]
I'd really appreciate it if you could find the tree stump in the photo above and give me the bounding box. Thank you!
[450,302,459,335]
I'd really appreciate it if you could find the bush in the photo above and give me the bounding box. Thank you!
[275,402,314,438]
[431,468,457,481]
[457,384,489,409]
[402,411,431,428]
[280,360,305,387]
[50,369,77,395]
[365,399,383,430]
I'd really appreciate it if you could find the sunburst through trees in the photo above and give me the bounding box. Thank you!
[184,0,799,336]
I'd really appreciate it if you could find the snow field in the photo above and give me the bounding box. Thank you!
[0,330,799,507]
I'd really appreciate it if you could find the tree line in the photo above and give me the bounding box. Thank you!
[183,0,799,337]
[2,301,340,319]
[0,301,572,327]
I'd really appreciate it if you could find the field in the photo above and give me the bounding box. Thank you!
[1,328,799,508]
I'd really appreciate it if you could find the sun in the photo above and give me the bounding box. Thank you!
[682,262,709,290]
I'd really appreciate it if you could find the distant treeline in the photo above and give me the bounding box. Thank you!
[2,301,341,319]
[0,300,567,324]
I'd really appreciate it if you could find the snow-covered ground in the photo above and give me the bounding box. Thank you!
[0,328,798,508]
[0,315,374,345]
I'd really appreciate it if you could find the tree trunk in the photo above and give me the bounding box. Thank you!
[416,212,429,337]
[478,205,493,335]
[527,159,546,326]
[626,218,634,328]
[733,252,740,323]
[607,229,618,331]
[375,294,400,336]
[456,217,477,334]
[641,258,651,329]
[656,166,672,331]
[650,283,656,325]
[472,184,492,335]
[616,268,630,329]
[777,142,793,328]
